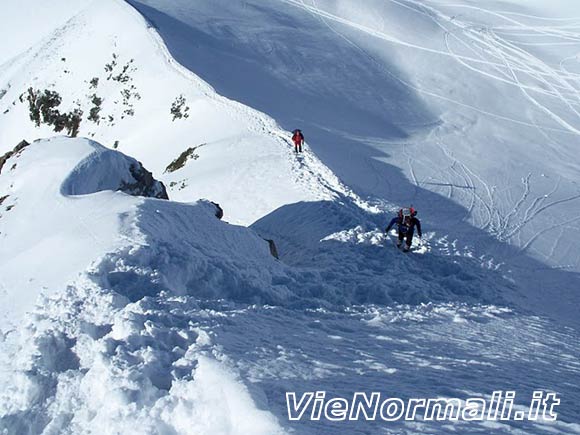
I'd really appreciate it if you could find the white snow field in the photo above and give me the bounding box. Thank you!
[0,138,578,435]
[0,0,579,434]
[0,137,289,434]
[0,0,343,225]
[124,0,580,323]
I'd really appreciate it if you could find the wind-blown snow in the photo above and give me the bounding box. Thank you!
[0,137,578,434]
[0,137,290,434]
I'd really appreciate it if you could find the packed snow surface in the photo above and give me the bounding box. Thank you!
[0,136,577,434]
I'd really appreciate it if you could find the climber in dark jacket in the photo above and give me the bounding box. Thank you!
[385,207,422,251]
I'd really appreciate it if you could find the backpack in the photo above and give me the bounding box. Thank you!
[292,129,304,141]
[398,207,415,233]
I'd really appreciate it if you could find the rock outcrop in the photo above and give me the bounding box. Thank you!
[0,140,30,174]
[122,161,169,200]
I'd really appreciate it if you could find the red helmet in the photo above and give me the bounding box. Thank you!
[398,206,417,218]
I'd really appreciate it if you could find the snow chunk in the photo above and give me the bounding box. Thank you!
[60,138,168,199]
[156,356,284,435]
[321,225,384,246]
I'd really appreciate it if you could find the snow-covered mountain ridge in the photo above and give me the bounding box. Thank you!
[0,136,290,434]
[0,136,578,435]
[1,0,580,433]
[0,0,355,225]
[126,0,580,271]
[0,137,509,326]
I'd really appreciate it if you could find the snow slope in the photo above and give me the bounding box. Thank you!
[0,0,347,225]
[0,0,579,433]
[0,0,93,66]
[0,136,316,330]
[0,138,509,327]
[0,137,290,434]
[0,138,578,435]
[125,0,580,325]
[125,0,580,270]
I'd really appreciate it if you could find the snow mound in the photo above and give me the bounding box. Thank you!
[61,144,168,199]
[0,136,298,327]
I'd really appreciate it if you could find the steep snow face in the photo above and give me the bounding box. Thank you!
[0,0,345,225]
[127,0,580,274]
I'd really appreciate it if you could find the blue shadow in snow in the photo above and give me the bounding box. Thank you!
[128,0,580,328]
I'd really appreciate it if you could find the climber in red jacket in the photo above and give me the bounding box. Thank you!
[292,129,304,153]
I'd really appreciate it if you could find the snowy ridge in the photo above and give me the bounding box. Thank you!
[124,0,580,272]
[121,0,580,322]
[0,137,290,434]
[0,0,579,433]
[0,0,360,226]
[0,137,295,326]
[0,137,543,434]
[0,138,507,324]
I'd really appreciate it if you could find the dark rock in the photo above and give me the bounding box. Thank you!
[120,161,169,199]
[0,140,30,175]
[211,201,224,220]
[265,239,279,259]
[165,144,204,173]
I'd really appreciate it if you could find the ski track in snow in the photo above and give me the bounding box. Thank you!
[278,0,580,263]
[282,0,580,106]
